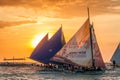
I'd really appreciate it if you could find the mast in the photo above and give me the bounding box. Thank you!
[61,24,62,28]
[87,7,90,22]
[87,7,95,68]
[60,24,66,46]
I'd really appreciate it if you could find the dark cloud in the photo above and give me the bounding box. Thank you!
[0,20,37,28]
[0,0,34,6]
[0,0,120,18]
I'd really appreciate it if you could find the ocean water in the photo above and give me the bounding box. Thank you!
[0,65,120,80]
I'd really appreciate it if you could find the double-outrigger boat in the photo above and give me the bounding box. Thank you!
[30,8,106,73]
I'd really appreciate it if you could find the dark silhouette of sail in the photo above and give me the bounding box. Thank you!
[30,27,66,64]
[30,34,48,62]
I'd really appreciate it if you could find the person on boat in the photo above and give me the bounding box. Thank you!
[81,67,86,72]
[93,59,96,70]
[113,60,116,68]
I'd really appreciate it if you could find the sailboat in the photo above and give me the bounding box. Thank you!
[30,27,66,64]
[50,8,105,70]
[110,43,120,66]
[30,8,105,72]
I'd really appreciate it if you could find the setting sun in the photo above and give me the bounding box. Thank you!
[31,34,47,48]
[31,33,53,48]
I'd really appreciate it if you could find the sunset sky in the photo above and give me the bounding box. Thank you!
[0,0,120,62]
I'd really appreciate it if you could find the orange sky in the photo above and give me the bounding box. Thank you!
[0,0,120,62]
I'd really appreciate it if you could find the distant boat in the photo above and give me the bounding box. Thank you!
[30,27,66,64]
[4,57,25,61]
[51,9,105,70]
[0,57,33,67]
[110,43,120,66]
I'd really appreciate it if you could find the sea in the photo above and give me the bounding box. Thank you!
[0,64,120,80]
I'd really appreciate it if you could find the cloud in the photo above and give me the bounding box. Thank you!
[0,0,32,6]
[0,20,37,28]
[0,0,120,18]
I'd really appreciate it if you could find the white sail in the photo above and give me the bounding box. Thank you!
[92,27,105,68]
[51,19,106,68]
[51,19,93,67]
[111,43,120,65]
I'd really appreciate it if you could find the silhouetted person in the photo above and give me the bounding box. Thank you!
[93,59,96,70]
[113,60,116,68]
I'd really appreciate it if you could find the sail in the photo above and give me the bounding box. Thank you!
[30,34,48,62]
[30,27,66,64]
[91,26,105,68]
[111,43,120,65]
[51,19,93,67]
[51,19,105,68]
